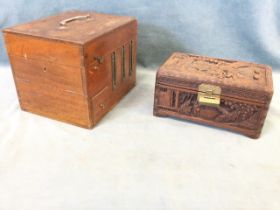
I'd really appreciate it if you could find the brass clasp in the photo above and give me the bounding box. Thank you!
[198,84,221,107]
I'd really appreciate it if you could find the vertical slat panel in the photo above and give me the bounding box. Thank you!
[129,40,133,76]
[121,46,126,81]
[111,51,117,90]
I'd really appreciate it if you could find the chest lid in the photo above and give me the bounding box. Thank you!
[157,52,273,104]
[3,10,135,44]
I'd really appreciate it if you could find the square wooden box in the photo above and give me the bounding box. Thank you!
[153,53,273,139]
[3,11,137,128]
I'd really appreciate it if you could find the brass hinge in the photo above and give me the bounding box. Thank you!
[198,84,221,107]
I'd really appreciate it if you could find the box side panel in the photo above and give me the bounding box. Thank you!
[153,83,267,139]
[83,20,137,125]
[16,79,92,128]
[83,20,137,67]
[264,65,274,98]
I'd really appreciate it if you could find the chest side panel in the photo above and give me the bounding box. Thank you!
[83,21,137,124]
[83,20,137,96]
[84,20,137,96]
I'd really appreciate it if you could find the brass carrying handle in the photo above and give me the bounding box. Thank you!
[59,14,90,26]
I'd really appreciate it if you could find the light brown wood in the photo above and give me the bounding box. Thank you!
[4,33,83,68]
[16,79,91,127]
[10,57,84,94]
[154,52,274,139]
[3,10,137,128]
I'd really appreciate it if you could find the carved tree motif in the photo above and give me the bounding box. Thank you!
[175,90,260,129]
[178,92,200,116]
[214,100,259,123]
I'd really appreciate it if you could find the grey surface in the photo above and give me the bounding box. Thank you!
[1,0,280,68]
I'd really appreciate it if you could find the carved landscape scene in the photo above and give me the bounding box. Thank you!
[155,86,261,130]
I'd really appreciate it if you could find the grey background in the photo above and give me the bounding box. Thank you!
[1,0,280,69]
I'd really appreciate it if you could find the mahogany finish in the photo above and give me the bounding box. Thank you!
[154,52,273,139]
[3,11,137,128]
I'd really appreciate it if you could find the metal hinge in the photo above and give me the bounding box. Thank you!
[93,56,104,64]
[198,84,221,107]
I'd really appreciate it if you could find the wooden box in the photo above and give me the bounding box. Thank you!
[3,11,137,128]
[153,53,273,139]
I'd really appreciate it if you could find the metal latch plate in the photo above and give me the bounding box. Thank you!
[198,84,221,107]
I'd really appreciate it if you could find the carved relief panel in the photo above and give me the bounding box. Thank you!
[155,85,262,130]
[163,53,267,85]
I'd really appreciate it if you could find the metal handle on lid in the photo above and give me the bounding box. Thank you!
[59,14,90,26]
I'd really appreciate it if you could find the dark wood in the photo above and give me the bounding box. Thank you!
[3,10,137,128]
[153,52,273,139]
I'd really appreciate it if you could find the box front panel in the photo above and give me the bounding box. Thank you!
[3,33,92,127]
[4,33,83,68]
[10,57,84,94]
[16,79,91,127]
[154,84,266,138]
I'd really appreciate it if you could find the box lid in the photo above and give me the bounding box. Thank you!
[157,53,273,103]
[3,10,135,44]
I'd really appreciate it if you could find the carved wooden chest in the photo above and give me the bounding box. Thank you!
[153,53,273,138]
[3,11,137,128]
